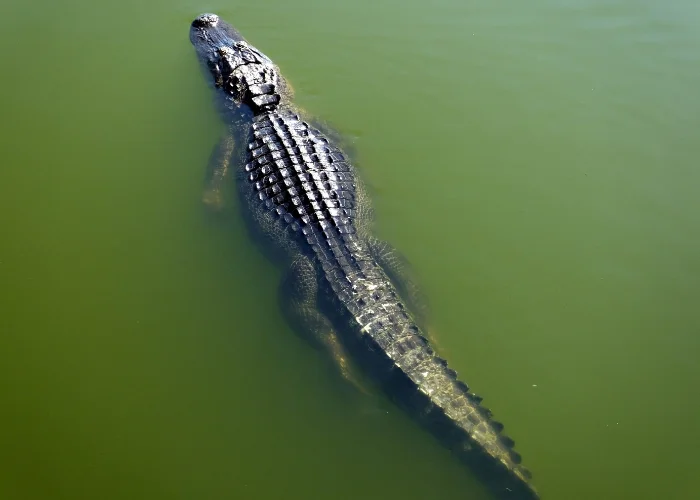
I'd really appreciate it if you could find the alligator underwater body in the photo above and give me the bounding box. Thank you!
[189,13,539,499]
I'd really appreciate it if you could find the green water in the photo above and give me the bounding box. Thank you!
[2,1,699,499]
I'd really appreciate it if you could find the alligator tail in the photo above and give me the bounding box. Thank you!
[374,333,539,499]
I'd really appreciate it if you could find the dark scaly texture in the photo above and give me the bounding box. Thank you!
[190,14,539,500]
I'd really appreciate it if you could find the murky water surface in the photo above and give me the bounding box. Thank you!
[2,1,699,499]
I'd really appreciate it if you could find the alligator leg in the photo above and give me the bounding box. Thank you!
[202,133,236,212]
[365,236,439,346]
[279,256,370,394]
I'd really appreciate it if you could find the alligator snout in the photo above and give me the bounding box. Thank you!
[192,13,219,28]
[190,13,245,47]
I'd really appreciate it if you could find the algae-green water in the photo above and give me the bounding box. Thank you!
[1,1,699,499]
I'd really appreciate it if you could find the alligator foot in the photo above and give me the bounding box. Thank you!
[365,236,448,352]
[202,133,236,212]
[279,256,370,395]
[366,237,430,328]
[425,326,443,352]
[320,329,373,397]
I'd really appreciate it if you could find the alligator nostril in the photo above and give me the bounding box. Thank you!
[192,13,219,28]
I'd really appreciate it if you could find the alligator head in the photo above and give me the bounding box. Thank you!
[189,13,285,114]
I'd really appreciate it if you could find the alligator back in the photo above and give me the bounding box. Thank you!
[243,110,538,499]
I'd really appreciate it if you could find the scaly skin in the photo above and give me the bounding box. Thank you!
[189,14,539,499]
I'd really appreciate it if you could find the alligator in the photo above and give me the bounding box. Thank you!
[189,13,539,499]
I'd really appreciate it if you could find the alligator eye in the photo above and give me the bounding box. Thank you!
[218,46,234,57]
